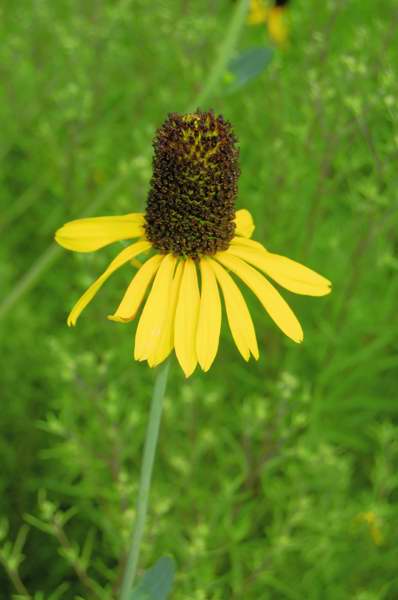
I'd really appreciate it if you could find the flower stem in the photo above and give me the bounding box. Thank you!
[191,0,249,109]
[119,359,170,600]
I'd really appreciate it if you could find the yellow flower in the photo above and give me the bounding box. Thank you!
[356,511,383,546]
[55,111,331,377]
[248,0,289,46]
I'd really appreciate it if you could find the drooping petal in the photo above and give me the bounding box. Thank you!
[208,259,258,361]
[55,213,145,252]
[149,261,184,368]
[134,254,177,361]
[230,238,331,296]
[216,252,303,343]
[108,254,163,322]
[234,209,255,238]
[67,240,151,326]
[196,258,222,371]
[174,259,200,378]
[231,236,265,251]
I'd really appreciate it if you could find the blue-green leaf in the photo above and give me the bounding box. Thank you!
[226,46,274,91]
[129,556,176,600]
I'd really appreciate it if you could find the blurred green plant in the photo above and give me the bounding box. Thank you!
[1,0,398,598]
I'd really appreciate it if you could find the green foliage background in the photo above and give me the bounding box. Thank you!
[1,0,398,598]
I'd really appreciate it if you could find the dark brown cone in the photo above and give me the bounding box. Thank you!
[144,111,239,259]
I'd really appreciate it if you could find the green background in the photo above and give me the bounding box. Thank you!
[1,0,398,598]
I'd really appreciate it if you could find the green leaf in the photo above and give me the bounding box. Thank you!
[226,46,274,91]
[129,556,176,600]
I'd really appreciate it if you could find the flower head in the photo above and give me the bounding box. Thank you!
[55,110,331,377]
[145,112,239,258]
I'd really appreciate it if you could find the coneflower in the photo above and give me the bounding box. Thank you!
[55,110,330,377]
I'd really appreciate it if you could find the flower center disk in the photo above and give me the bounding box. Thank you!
[144,110,239,259]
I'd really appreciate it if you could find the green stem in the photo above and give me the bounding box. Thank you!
[119,360,170,600]
[191,0,249,109]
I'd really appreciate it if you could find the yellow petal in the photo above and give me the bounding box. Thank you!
[235,209,255,238]
[55,213,145,252]
[247,0,268,25]
[196,258,222,372]
[231,236,264,251]
[108,254,163,322]
[217,252,303,343]
[174,259,200,378]
[208,258,258,361]
[267,6,288,46]
[230,238,331,296]
[67,240,151,326]
[131,258,142,269]
[149,261,184,368]
[134,254,177,361]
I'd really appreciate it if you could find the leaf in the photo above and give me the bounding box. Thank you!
[226,46,274,91]
[129,556,176,600]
